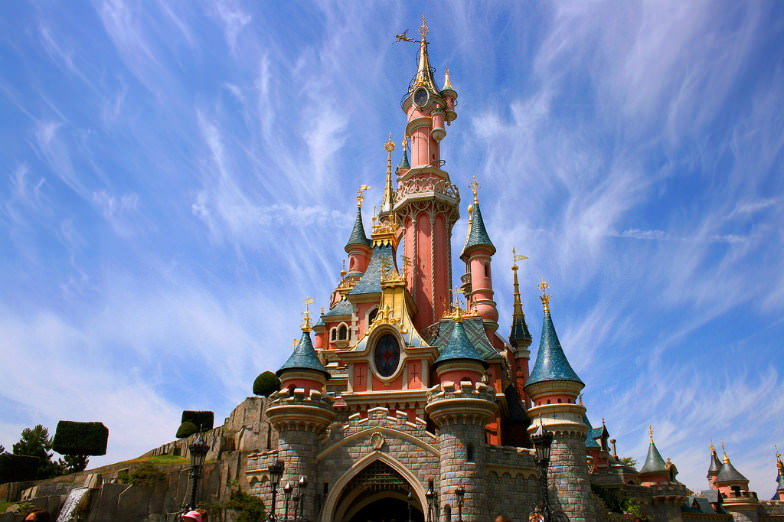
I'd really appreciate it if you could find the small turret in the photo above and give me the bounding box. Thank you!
[432,313,487,386]
[639,425,670,486]
[508,249,532,403]
[277,302,330,395]
[715,442,750,493]
[708,441,722,486]
[460,178,499,335]
[345,186,373,276]
[397,135,411,173]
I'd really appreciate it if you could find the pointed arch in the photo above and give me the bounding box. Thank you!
[322,451,426,522]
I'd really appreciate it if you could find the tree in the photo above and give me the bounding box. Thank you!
[12,425,63,479]
[176,421,199,439]
[620,456,638,468]
[0,444,5,453]
[253,371,281,397]
[59,454,89,473]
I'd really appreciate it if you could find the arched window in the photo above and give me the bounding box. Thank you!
[467,443,475,462]
[368,307,378,324]
[330,328,337,341]
[484,262,490,277]
[444,505,451,522]
[338,324,348,340]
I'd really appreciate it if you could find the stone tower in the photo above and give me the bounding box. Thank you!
[524,282,594,522]
[395,17,460,334]
[266,322,335,521]
[425,312,497,522]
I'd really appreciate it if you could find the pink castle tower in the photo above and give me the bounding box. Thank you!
[395,16,460,334]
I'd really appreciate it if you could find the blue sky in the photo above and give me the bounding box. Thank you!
[1,1,783,495]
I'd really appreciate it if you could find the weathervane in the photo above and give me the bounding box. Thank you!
[470,176,480,204]
[512,247,528,269]
[356,185,371,208]
[538,278,551,312]
[395,15,428,44]
[301,296,314,331]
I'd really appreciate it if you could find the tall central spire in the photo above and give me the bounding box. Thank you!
[380,134,396,215]
[412,15,439,93]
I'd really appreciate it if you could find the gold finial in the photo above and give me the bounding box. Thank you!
[722,441,729,463]
[776,448,783,472]
[381,133,396,213]
[357,184,371,208]
[321,306,324,314]
[444,67,453,90]
[291,338,299,349]
[402,255,411,279]
[385,133,395,153]
[579,393,584,406]
[403,134,409,152]
[470,176,480,204]
[301,296,314,332]
[379,256,391,276]
[649,424,654,443]
[710,440,716,453]
[419,14,429,40]
[538,278,551,313]
[341,259,347,278]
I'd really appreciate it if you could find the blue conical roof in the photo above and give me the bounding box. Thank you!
[640,440,667,474]
[277,330,329,378]
[526,311,583,386]
[398,148,410,170]
[345,207,371,251]
[433,320,487,368]
[461,202,495,258]
[347,244,396,295]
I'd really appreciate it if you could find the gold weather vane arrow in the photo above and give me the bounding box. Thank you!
[395,30,416,43]
[396,15,429,44]
[357,185,371,208]
[512,247,528,269]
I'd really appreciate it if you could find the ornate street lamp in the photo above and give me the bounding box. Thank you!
[267,460,284,521]
[188,431,209,510]
[296,476,307,521]
[530,422,568,522]
[454,486,465,522]
[283,481,293,522]
[426,485,435,522]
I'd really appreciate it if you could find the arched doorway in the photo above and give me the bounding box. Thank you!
[333,461,424,522]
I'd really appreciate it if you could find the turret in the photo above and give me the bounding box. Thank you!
[524,281,594,522]
[508,249,532,404]
[707,441,722,487]
[266,303,335,521]
[431,312,487,387]
[774,452,784,501]
[460,179,499,339]
[639,426,670,486]
[345,186,372,276]
[715,442,751,495]
[395,17,460,333]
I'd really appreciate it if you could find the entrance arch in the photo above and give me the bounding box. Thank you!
[324,452,426,522]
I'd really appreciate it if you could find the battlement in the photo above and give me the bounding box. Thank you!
[426,380,496,404]
[338,406,435,440]
[485,445,537,479]
[425,381,498,426]
[266,388,336,431]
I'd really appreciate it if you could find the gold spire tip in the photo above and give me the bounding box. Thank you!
[470,176,480,204]
[357,185,370,208]
[444,67,453,90]
[385,133,395,152]
[419,14,428,40]
[301,296,314,331]
[512,247,528,269]
[722,441,729,463]
[538,278,551,312]
[402,134,409,152]
[710,440,716,453]
[648,424,654,443]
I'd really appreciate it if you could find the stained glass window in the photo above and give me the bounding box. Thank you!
[374,334,400,377]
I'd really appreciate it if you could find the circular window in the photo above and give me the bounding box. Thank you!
[373,334,401,377]
[413,87,429,108]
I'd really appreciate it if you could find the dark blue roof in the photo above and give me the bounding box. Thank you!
[345,207,371,251]
[433,320,486,368]
[461,202,495,258]
[429,316,501,361]
[640,441,667,474]
[347,244,395,295]
[323,298,354,317]
[277,330,329,378]
[716,460,748,484]
[398,148,410,170]
[509,313,532,347]
[708,450,722,477]
[526,311,583,386]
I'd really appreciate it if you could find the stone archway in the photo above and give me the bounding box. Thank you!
[324,453,426,522]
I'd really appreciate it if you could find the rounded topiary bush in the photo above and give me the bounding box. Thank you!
[176,421,198,439]
[253,371,281,397]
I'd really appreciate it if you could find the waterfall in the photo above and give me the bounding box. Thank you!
[56,487,89,522]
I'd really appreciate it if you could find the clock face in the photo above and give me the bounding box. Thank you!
[413,87,428,108]
[374,334,401,377]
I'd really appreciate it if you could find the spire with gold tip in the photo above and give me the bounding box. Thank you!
[640,425,668,475]
[380,134,396,215]
[410,15,439,93]
[346,185,372,251]
[526,280,583,386]
[509,248,532,349]
[707,440,722,479]
[460,177,495,260]
[277,297,329,378]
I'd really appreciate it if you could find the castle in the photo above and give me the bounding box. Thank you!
[5,16,783,522]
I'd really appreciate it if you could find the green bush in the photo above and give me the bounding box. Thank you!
[225,490,265,522]
[0,453,38,483]
[253,371,281,397]
[118,463,166,487]
[176,421,199,439]
[53,421,108,456]
[181,411,214,431]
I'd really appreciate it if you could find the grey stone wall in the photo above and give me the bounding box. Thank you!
[484,446,538,521]
[276,427,320,521]
[437,421,486,522]
[548,432,594,522]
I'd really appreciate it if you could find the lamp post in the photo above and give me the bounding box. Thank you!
[426,485,435,522]
[531,422,555,522]
[267,460,284,521]
[283,482,293,522]
[454,486,464,522]
[296,476,307,521]
[188,431,209,510]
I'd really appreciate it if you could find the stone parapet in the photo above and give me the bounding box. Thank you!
[425,381,497,427]
[266,388,335,432]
